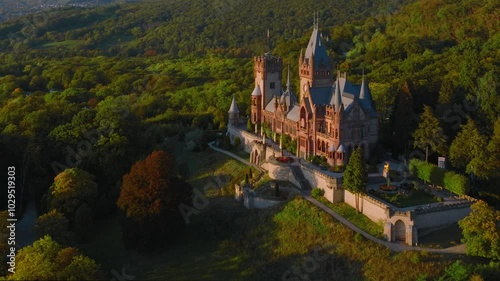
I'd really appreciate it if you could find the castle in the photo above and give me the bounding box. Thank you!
[229,21,379,166]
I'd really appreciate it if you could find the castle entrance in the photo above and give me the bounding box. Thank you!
[394,220,406,241]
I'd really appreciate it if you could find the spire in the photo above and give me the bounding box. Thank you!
[359,70,370,100]
[359,71,366,99]
[333,74,343,112]
[228,96,239,114]
[286,64,291,93]
[304,12,328,67]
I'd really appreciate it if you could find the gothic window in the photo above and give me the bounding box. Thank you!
[335,129,338,139]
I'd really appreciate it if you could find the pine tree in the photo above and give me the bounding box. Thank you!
[343,147,367,213]
[449,118,488,178]
[412,105,447,162]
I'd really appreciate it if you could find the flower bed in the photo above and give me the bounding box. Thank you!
[277,156,293,163]
[379,184,398,191]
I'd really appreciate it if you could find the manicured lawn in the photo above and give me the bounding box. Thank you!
[312,194,385,239]
[370,189,439,208]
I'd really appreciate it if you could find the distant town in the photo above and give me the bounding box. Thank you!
[0,0,138,22]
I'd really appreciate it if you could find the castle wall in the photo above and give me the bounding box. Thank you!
[414,206,470,229]
[300,164,343,203]
[227,126,261,153]
[344,190,388,223]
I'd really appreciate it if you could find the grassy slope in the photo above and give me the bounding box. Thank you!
[79,144,455,280]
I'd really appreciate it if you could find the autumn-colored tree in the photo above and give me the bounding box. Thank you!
[117,150,187,223]
[117,150,191,251]
[412,105,447,162]
[8,235,100,280]
[48,168,98,221]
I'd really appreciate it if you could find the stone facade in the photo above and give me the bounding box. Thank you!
[247,22,379,166]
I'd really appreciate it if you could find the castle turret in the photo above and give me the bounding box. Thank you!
[251,84,262,124]
[228,96,239,127]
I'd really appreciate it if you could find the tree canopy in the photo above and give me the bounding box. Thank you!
[117,150,189,223]
[459,201,500,260]
[7,235,100,280]
[412,105,447,162]
[48,168,98,220]
[343,147,367,212]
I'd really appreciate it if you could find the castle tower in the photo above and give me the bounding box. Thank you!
[228,96,240,127]
[299,17,333,98]
[254,53,283,110]
[251,84,262,124]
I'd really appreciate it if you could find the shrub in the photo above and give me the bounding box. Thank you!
[234,137,241,150]
[247,118,253,132]
[409,159,469,195]
[311,188,325,198]
[443,172,470,195]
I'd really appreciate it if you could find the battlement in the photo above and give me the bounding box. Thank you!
[254,54,283,73]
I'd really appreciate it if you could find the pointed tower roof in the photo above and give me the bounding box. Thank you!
[332,75,343,111]
[251,84,262,96]
[337,144,347,153]
[359,72,370,100]
[358,72,376,115]
[304,15,329,66]
[228,96,239,114]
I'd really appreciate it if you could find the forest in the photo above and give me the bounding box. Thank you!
[0,0,499,279]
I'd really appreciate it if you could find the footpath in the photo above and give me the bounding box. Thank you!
[208,144,466,254]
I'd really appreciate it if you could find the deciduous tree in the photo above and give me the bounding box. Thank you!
[8,235,100,280]
[48,168,98,221]
[459,201,500,260]
[34,209,74,245]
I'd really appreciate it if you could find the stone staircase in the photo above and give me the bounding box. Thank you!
[290,165,312,190]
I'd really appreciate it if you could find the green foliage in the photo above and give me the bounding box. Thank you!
[246,118,253,132]
[9,235,99,280]
[442,172,470,195]
[459,201,500,260]
[343,147,367,194]
[438,261,472,281]
[233,137,241,151]
[311,188,325,198]
[449,118,488,172]
[412,105,447,162]
[410,159,470,195]
[48,168,98,220]
[34,209,74,246]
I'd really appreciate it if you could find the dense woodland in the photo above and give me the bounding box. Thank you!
[0,0,499,279]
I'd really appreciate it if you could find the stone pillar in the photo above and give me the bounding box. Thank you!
[384,222,393,242]
[406,225,413,246]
